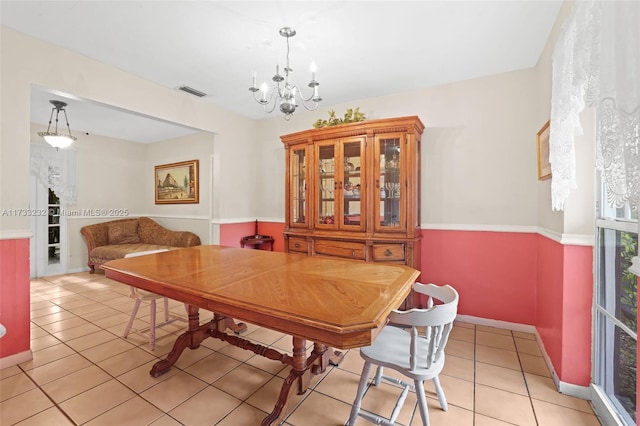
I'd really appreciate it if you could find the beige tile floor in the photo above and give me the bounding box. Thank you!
[1,272,602,425]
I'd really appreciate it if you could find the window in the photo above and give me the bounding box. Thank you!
[594,176,638,425]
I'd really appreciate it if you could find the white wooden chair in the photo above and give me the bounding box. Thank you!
[348,283,459,426]
[122,250,187,350]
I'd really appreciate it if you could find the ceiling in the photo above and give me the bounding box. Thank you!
[1,1,563,143]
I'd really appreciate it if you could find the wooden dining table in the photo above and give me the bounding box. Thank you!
[101,245,419,425]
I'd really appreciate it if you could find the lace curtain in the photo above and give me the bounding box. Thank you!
[549,0,640,211]
[30,142,79,205]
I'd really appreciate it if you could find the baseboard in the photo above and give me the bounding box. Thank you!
[66,266,90,274]
[457,314,591,400]
[455,314,537,334]
[558,380,592,400]
[0,349,33,369]
[533,327,592,400]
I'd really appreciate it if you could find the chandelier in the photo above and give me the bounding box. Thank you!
[38,100,77,150]
[249,27,321,119]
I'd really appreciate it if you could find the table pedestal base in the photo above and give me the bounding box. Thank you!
[149,305,344,425]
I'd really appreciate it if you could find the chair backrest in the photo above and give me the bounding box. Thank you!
[387,283,459,371]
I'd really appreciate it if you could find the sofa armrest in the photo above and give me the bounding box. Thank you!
[80,222,110,253]
[138,217,201,247]
[174,231,202,247]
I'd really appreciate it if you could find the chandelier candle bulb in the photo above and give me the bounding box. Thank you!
[252,70,256,88]
[310,62,317,81]
[260,82,268,102]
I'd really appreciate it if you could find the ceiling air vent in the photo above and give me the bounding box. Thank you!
[177,85,207,98]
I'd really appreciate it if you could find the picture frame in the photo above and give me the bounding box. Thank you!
[155,160,199,204]
[536,120,551,181]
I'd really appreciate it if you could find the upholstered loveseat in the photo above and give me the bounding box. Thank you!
[80,217,201,273]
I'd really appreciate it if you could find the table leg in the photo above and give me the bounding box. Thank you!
[261,338,340,425]
[313,342,344,368]
[214,312,248,334]
[261,336,307,425]
[150,305,211,377]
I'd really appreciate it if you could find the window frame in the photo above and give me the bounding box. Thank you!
[593,175,638,426]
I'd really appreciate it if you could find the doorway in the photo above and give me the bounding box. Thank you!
[29,148,71,278]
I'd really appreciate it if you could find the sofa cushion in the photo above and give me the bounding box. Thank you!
[107,219,141,245]
[90,243,174,263]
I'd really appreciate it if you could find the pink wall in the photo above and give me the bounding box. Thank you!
[535,235,565,376]
[0,238,31,358]
[421,229,538,324]
[559,245,593,386]
[219,222,255,248]
[535,237,592,386]
[421,229,592,387]
[220,221,285,252]
[4,222,593,389]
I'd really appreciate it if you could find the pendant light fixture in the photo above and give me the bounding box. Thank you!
[38,100,77,150]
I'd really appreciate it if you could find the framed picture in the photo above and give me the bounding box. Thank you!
[155,160,199,204]
[536,120,551,180]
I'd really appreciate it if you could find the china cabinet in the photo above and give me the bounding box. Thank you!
[281,116,423,270]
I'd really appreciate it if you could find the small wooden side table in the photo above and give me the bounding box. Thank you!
[240,235,274,250]
[240,220,274,250]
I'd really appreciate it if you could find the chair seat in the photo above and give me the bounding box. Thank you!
[361,326,445,381]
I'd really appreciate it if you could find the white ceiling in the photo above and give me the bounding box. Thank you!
[1,1,563,143]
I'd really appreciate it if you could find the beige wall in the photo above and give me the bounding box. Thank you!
[144,132,215,250]
[252,0,593,241]
[144,132,214,219]
[532,0,594,240]
[534,1,569,235]
[0,26,256,236]
[255,69,542,229]
[2,5,594,250]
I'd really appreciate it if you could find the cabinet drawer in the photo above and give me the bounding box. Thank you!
[372,244,405,262]
[288,238,308,253]
[314,240,366,260]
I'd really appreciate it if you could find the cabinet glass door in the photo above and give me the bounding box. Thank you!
[317,143,336,226]
[290,147,307,226]
[342,139,364,229]
[375,135,405,231]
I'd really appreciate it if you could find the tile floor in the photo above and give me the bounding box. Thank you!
[1,272,602,425]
